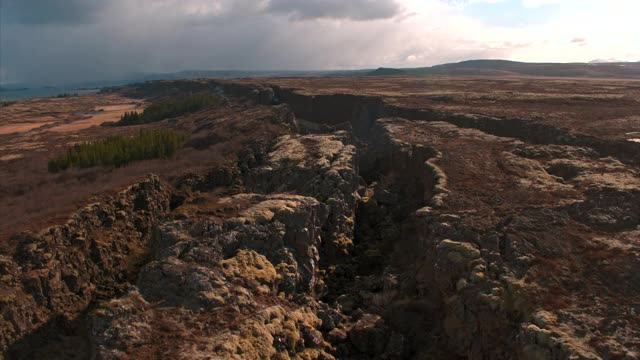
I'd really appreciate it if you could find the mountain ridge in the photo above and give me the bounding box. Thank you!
[366,59,640,78]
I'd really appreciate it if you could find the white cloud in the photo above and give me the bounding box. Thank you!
[521,0,562,8]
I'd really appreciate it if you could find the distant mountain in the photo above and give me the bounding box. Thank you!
[366,59,640,79]
[128,69,354,81]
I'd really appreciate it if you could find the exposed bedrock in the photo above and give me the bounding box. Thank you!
[0,176,171,356]
[274,89,385,139]
[239,131,362,265]
[157,80,640,166]
[90,194,335,359]
[360,118,640,359]
[385,104,640,167]
[88,131,367,359]
[226,82,640,166]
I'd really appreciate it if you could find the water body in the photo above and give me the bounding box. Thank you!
[0,87,100,100]
[0,80,132,100]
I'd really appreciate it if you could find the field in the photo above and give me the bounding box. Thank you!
[0,90,283,241]
[233,75,640,141]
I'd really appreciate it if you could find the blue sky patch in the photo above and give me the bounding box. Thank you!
[462,0,558,27]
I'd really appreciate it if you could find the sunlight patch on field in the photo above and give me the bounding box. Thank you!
[48,102,144,133]
[0,154,24,162]
[0,121,56,135]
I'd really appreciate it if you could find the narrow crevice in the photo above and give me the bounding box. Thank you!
[264,82,640,166]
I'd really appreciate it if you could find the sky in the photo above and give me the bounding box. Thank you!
[1,0,639,84]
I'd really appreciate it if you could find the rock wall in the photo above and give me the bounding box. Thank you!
[90,194,334,359]
[0,175,171,356]
[387,104,640,167]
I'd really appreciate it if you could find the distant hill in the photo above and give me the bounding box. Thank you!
[366,59,640,79]
[129,69,355,81]
[367,67,408,76]
[124,60,640,82]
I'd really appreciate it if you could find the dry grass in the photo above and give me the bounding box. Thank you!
[0,93,290,242]
[49,103,145,133]
[0,121,57,135]
[232,75,640,141]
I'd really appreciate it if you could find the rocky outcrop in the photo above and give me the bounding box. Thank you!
[158,193,328,293]
[386,105,640,167]
[90,193,334,359]
[0,175,171,355]
[410,210,525,358]
[83,128,371,359]
[546,157,640,231]
[365,118,640,360]
[241,131,362,262]
[570,186,640,231]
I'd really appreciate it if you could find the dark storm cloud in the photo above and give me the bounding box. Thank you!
[266,0,402,20]
[0,0,499,85]
[3,0,106,25]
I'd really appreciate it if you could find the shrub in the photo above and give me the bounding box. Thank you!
[48,129,189,172]
[54,93,78,98]
[99,86,123,94]
[115,93,222,126]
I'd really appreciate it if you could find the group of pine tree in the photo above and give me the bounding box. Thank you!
[47,93,225,172]
[54,93,78,98]
[48,129,189,172]
[116,93,222,126]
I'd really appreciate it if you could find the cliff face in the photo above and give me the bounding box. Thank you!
[91,193,333,359]
[87,130,368,359]
[0,176,171,356]
[2,79,640,359]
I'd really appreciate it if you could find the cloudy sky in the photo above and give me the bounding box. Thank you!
[2,0,639,84]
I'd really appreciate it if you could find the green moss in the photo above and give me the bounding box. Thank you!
[364,248,382,258]
[221,250,277,294]
[333,234,354,255]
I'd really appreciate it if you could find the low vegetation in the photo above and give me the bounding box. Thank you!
[48,129,189,172]
[55,93,78,98]
[112,93,222,126]
[99,86,123,94]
